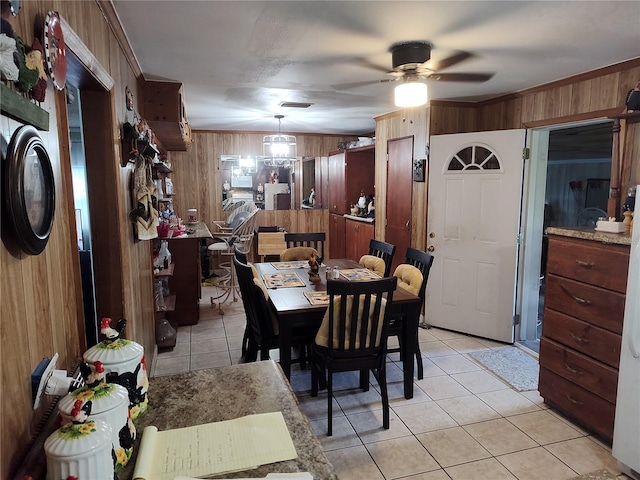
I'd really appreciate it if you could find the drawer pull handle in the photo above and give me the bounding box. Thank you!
[575,260,594,268]
[559,284,592,306]
[570,333,589,345]
[572,295,592,305]
[564,363,583,375]
[566,395,584,406]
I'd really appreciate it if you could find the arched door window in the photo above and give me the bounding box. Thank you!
[446,145,502,171]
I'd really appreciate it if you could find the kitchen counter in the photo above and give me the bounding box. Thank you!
[120,361,337,479]
[343,213,374,223]
[546,226,632,246]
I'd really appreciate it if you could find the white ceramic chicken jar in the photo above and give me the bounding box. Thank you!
[83,318,149,419]
[58,382,135,471]
[44,415,114,480]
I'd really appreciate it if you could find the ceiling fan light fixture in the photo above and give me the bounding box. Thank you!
[394,81,428,108]
[263,115,297,167]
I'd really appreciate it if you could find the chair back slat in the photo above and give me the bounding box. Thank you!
[404,247,435,305]
[285,232,325,260]
[325,277,397,355]
[368,239,396,277]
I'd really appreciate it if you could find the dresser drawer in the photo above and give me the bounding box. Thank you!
[539,337,618,403]
[545,274,625,334]
[542,309,621,368]
[539,367,615,442]
[547,236,629,293]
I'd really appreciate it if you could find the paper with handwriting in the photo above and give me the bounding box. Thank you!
[132,412,297,480]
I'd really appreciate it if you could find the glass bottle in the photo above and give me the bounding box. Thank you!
[158,240,171,269]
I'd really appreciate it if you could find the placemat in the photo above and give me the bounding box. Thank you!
[262,272,306,289]
[339,268,381,281]
[304,291,330,305]
[271,261,309,270]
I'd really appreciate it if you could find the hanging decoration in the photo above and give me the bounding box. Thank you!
[43,11,66,90]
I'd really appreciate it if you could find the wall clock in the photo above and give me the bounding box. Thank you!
[3,125,56,255]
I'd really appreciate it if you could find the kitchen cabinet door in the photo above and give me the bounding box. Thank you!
[329,213,346,259]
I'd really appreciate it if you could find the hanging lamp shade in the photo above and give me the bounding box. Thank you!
[263,115,297,167]
[394,80,428,108]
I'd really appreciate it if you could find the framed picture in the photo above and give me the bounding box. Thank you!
[3,125,56,255]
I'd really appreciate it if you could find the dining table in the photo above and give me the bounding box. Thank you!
[253,258,422,399]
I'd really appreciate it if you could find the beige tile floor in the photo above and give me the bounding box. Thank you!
[153,287,629,480]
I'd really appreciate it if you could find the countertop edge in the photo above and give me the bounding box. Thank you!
[546,226,632,246]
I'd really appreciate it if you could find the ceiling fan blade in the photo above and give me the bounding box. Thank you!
[423,51,474,72]
[332,78,397,91]
[426,72,494,83]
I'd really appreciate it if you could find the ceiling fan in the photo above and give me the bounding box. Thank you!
[333,41,494,106]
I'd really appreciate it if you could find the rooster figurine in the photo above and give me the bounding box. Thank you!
[80,360,106,387]
[70,399,92,424]
[100,317,127,341]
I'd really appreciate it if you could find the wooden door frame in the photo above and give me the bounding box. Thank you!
[62,21,124,327]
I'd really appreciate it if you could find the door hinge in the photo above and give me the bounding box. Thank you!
[513,314,520,325]
[516,233,524,245]
[522,147,530,160]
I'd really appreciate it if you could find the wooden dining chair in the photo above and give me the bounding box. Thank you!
[368,239,396,277]
[232,254,256,358]
[311,276,398,436]
[387,247,434,379]
[284,232,325,260]
[280,246,319,262]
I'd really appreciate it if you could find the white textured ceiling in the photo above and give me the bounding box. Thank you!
[112,1,640,135]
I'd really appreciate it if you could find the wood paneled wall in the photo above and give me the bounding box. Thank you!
[373,108,429,251]
[1,2,154,477]
[166,131,355,259]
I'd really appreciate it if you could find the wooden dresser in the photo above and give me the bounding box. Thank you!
[539,229,630,442]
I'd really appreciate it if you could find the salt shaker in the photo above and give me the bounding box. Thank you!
[332,266,340,280]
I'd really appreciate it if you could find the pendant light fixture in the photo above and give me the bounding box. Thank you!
[263,114,297,167]
[394,77,428,108]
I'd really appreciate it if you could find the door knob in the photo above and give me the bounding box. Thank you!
[427,246,435,252]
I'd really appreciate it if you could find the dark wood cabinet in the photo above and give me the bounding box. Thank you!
[539,234,629,442]
[345,219,374,262]
[329,213,346,259]
[328,146,375,215]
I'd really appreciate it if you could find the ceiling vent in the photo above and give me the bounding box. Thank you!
[279,102,313,108]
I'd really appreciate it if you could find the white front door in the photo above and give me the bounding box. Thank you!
[426,129,526,343]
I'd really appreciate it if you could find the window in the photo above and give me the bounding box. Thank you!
[447,145,501,172]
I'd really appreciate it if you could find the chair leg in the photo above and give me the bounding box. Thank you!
[311,357,318,397]
[415,340,424,380]
[359,369,369,391]
[327,368,333,436]
[379,363,389,430]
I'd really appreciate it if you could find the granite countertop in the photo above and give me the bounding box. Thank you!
[343,214,374,223]
[546,226,632,246]
[169,221,213,240]
[119,361,337,480]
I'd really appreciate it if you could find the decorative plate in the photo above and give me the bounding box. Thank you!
[43,11,66,90]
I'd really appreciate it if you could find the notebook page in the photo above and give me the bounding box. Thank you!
[132,412,297,480]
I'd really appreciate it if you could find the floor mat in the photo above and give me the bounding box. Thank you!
[569,470,619,480]
[469,346,539,391]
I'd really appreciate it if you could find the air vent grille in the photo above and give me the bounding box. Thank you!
[279,102,312,108]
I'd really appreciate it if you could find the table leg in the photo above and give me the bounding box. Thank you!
[279,318,293,380]
[402,303,420,399]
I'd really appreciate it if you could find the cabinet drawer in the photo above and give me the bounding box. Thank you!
[542,309,621,368]
[545,274,624,334]
[539,367,615,442]
[547,236,629,293]
[539,337,618,403]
